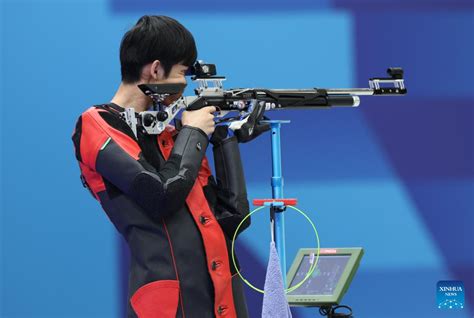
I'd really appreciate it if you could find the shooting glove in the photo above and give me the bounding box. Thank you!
[229,101,270,143]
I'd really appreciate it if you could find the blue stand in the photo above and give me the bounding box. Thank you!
[268,120,291,283]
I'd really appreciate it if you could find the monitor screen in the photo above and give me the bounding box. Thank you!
[288,254,351,296]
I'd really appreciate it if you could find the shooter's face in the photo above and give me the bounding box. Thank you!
[156,63,188,106]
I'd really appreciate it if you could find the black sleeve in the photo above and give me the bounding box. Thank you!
[95,125,209,218]
[209,136,251,238]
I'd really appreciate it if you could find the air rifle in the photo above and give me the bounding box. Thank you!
[120,61,406,136]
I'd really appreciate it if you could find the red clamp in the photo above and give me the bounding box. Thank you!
[252,198,298,206]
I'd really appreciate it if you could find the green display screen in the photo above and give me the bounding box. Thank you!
[286,248,363,306]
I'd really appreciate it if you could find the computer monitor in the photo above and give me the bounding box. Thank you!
[286,248,364,306]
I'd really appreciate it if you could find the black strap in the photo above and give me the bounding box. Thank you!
[94,103,125,116]
[80,173,97,199]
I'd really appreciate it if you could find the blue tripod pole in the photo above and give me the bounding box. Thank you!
[268,120,290,283]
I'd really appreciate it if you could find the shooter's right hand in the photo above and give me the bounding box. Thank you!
[181,106,216,136]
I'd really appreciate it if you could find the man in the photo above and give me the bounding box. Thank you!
[72,15,268,317]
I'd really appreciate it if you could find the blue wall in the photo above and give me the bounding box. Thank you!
[1,0,472,317]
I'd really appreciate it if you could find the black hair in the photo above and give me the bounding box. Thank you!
[119,15,197,83]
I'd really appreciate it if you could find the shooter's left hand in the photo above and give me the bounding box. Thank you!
[229,101,270,143]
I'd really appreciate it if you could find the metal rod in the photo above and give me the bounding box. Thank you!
[269,121,288,283]
[326,88,374,95]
